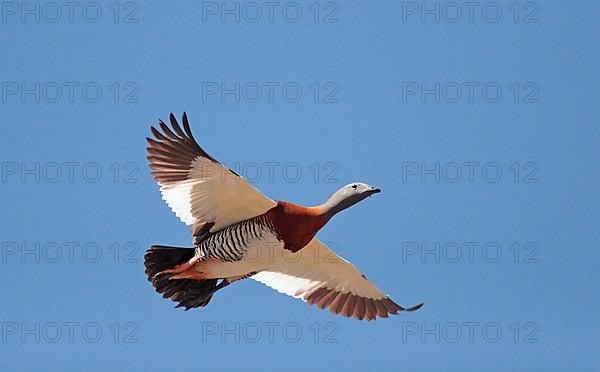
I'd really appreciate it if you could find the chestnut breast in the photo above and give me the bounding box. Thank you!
[266,201,330,252]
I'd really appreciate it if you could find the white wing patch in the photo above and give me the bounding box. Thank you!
[253,239,384,300]
[147,113,276,235]
[252,239,421,320]
[160,157,275,231]
[159,179,196,225]
[253,271,322,299]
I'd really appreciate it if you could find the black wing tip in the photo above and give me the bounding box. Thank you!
[168,112,184,133]
[167,112,187,123]
[405,302,424,312]
[150,125,160,136]
[147,111,219,165]
[159,112,194,141]
[152,112,190,129]
[175,303,192,311]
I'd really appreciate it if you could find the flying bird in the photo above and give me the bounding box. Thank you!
[144,113,423,321]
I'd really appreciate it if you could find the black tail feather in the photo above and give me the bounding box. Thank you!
[144,245,219,310]
[144,245,195,278]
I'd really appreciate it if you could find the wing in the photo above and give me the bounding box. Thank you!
[146,112,276,241]
[252,239,423,321]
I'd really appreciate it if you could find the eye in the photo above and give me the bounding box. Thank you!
[352,184,358,189]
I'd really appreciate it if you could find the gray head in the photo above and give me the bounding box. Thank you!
[320,182,381,217]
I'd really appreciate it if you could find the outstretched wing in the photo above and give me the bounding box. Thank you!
[146,113,276,241]
[252,239,423,321]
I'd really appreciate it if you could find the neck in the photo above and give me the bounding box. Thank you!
[319,195,351,218]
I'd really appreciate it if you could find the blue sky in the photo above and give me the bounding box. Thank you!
[1,1,599,370]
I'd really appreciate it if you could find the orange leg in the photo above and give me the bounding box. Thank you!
[155,256,202,278]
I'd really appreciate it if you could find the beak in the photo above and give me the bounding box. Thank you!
[366,187,381,195]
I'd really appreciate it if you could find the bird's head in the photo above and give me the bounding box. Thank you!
[321,182,381,217]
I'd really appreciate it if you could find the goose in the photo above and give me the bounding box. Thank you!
[144,113,423,321]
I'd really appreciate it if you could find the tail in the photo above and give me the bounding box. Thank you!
[144,245,219,310]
